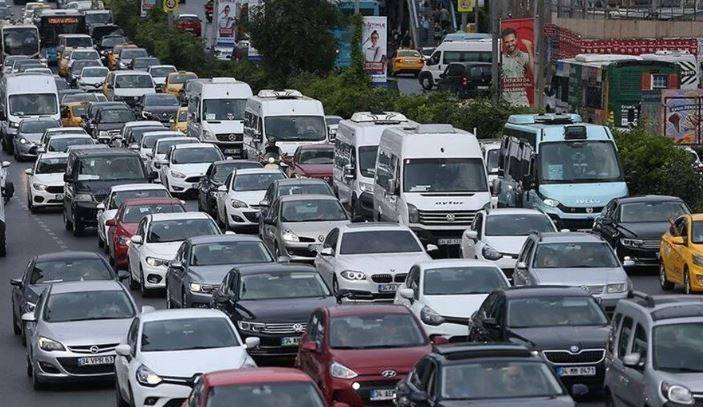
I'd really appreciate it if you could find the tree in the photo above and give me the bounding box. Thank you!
[248,0,340,86]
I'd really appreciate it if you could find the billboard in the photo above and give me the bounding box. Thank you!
[500,18,535,107]
[661,89,703,144]
[216,0,237,44]
[140,0,156,18]
[361,16,387,83]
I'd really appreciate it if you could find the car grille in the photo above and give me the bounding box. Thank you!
[556,204,604,214]
[164,400,187,407]
[583,285,604,295]
[185,176,202,183]
[67,343,119,354]
[243,211,259,222]
[200,284,219,294]
[542,349,605,365]
[297,236,317,243]
[259,322,307,334]
[641,239,661,249]
[418,210,475,226]
[46,186,64,194]
[216,133,243,142]
[57,357,115,375]
[371,274,407,283]
[286,247,317,258]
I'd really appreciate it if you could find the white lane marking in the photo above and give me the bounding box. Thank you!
[21,204,69,250]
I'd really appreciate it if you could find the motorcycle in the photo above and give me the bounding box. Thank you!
[261,142,282,170]
[205,0,213,23]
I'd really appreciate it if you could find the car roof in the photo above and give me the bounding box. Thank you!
[212,159,259,166]
[234,263,316,275]
[172,143,214,150]
[35,251,105,262]
[619,292,703,322]
[483,208,549,217]
[433,344,535,362]
[615,195,684,204]
[187,234,264,245]
[37,152,69,159]
[339,222,413,233]
[416,259,503,270]
[148,212,211,222]
[502,286,592,298]
[204,368,313,387]
[20,117,58,123]
[109,183,166,192]
[277,194,338,203]
[49,134,92,140]
[235,168,285,175]
[125,120,162,128]
[144,131,183,137]
[274,178,328,186]
[156,137,195,144]
[297,143,333,151]
[535,231,604,243]
[49,280,123,294]
[46,127,86,133]
[325,304,412,317]
[121,197,183,208]
[71,148,138,158]
[140,308,227,322]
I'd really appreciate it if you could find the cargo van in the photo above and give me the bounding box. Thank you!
[333,111,417,220]
[186,77,253,158]
[373,124,490,254]
[418,39,493,90]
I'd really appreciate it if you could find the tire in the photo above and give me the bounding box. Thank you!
[332,276,339,294]
[166,285,173,309]
[139,267,149,298]
[0,229,5,257]
[182,290,188,308]
[685,269,695,294]
[116,380,129,407]
[420,73,433,90]
[604,390,615,407]
[27,193,37,213]
[26,355,32,377]
[72,217,83,237]
[659,262,674,291]
[63,210,72,231]
[12,303,20,335]
[31,360,45,390]
[98,230,105,248]
[128,263,139,290]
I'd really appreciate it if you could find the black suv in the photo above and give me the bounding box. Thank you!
[196,159,262,217]
[396,344,576,406]
[592,195,689,267]
[469,286,610,395]
[137,93,179,124]
[90,106,136,143]
[63,148,155,235]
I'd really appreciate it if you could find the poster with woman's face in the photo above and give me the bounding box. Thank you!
[362,16,387,83]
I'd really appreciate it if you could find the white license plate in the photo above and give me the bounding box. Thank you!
[55,194,64,200]
[224,149,240,154]
[378,283,400,293]
[558,366,596,376]
[281,336,300,347]
[477,85,489,90]
[77,355,115,366]
[370,389,396,401]
[438,238,461,245]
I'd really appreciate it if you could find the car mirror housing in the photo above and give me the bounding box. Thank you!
[302,341,318,352]
[399,288,414,300]
[21,312,36,323]
[320,247,333,256]
[426,244,439,252]
[516,261,527,270]
[105,218,117,227]
[623,352,641,367]
[465,230,478,240]
[115,344,131,357]
[169,260,184,271]
[130,235,143,245]
[217,185,227,192]
[96,202,105,210]
[245,337,260,349]
[671,236,686,245]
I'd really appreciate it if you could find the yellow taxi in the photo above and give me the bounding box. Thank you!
[660,213,703,294]
[60,102,87,127]
[164,71,198,97]
[170,107,188,132]
[107,43,136,71]
[388,48,424,77]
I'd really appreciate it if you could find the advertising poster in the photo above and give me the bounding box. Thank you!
[662,89,703,144]
[362,16,387,83]
[500,18,535,107]
[217,0,237,44]
[140,0,156,17]
[458,0,474,13]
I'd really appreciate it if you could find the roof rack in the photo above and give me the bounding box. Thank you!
[257,89,303,99]
[628,290,655,308]
[507,113,582,125]
[349,111,408,124]
[414,124,455,134]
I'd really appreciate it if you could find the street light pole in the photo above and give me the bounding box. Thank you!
[491,0,501,104]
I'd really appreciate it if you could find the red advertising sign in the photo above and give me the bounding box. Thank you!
[500,18,535,107]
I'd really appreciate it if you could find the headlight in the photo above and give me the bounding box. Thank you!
[9,121,19,128]
[543,198,560,207]
[19,137,27,144]
[118,61,127,69]
[482,245,502,261]
[170,170,186,179]
[407,203,419,223]
[330,361,358,379]
[282,230,299,242]
[136,364,162,386]
[145,257,169,267]
[359,182,373,193]
[230,199,248,208]
[203,130,216,140]
[237,321,265,332]
[661,382,695,405]
[98,130,109,137]
[189,282,202,292]
[340,270,366,280]
[606,283,627,293]
[420,305,445,326]
[693,254,703,267]
[38,336,65,352]
[32,183,47,191]
[73,193,93,202]
[620,238,644,248]
[22,302,36,313]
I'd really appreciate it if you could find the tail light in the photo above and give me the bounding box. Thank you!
[461,77,468,87]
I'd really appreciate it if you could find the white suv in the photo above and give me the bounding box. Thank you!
[25,152,68,212]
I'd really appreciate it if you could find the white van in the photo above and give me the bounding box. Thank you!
[334,111,417,220]
[373,124,491,254]
[106,71,155,107]
[186,77,253,158]
[0,73,60,154]
[418,39,493,90]
[243,89,326,159]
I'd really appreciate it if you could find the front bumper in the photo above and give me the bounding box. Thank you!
[618,245,658,266]
[132,380,191,407]
[165,174,199,194]
[32,347,116,382]
[212,142,244,158]
[423,320,469,342]
[281,240,320,262]
[14,140,40,158]
[73,202,100,227]
[240,332,302,358]
[185,290,213,307]
[140,261,167,288]
[226,207,260,229]
[336,276,405,302]
[330,376,401,407]
[30,184,64,207]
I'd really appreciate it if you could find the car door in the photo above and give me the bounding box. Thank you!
[297,311,326,392]
[462,212,483,259]
[595,200,618,245]
[670,216,689,283]
[470,293,498,341]
[660,217,683,283]
[167,242,187,301]
[512,238,534,285]
[116,317,139,396]
[261,199,280,250]
[403,267,423,318]
[216,173,233,224]
[128,218,147,277]
[197,165,213,209]
[12,259,33,322]
[609,316,635,407]
[619,322,647,407]
[314,228,339,287]
[437,64,454,91]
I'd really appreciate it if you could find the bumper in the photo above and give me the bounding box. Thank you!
[336,277,402,302]
[165,175,199,194]
[140,262,167,288]
[74,202,100,226]
[423,320,469,342]
[30,185,64,207]
[212,142,244,158]
[14,141,40,158]
[185,290,213,307]
[393,62,423,73]
[329,376,401,407]
[281,241,319,262]
[550,363,605,393]
[132,381,191,407]
[32,349,116,381]
[240,332,301,358]
[617,245,658,266]
[226,207,260,228]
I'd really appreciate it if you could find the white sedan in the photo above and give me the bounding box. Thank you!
[127,212,221,296]
[149,136,196,182]
[25,152,68,212]
[115,308,259,407]
[215,168,286,231]
[159,143,224,195]
[394,259,509,341]
[96,183,171,251]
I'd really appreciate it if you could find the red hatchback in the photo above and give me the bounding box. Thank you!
[181,367,347,407]
[295,305,432,407]
[106,197,185,269]
[286,144,334,184]
[175,14,202,36]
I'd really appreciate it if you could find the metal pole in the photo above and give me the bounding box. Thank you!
[211,0,218,49]
[492,0,501,104]
[474,2,479,31]
[355,0,360,14]
[461,12,468,31]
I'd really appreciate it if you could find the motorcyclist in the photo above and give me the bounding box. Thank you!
[262,139,281,169]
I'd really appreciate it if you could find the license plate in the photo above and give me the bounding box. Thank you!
[477,85,489,90]
[77,355,115,366]
[55,194,64,200]
[370,389,396,401]
[438,238,461,245]
[378,283,400,293]
[224,149,240,154]
[557,366,596,376]
[281,336,300,347]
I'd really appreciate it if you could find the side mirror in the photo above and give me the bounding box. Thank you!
[105,218,116,227]
[439,73,446,78]
[37,147,45,154]
[258,199,270,207]
[24,168,33,175]
[245,337,260,349]
[21,312,36,323]
[516,261,527,270]
[96,202,105,210]
[409,390,429,402]
[302,341,318,352]
[671,236,686,246]
[465,230,478,240]
[1,161,10,168]
[399,287,414,300]
[115,344,131,357]
[263,216,276,225]
[10,278,22,287]
[63,173,72,183]
[601,218,613,225]
[483,317,498,328]
[117,270,130,281]
[388,179,397,194]
[130,235,143,245]
[426,244,439,252]
[128,143,138,150]
[622,256,635,267]
[623,352,642,368]
[169,260,184,271]
[320,247,333,256]
[343,164,355,179]
[141,305,156,313]
[277,255,290,263]
[149,171,158,181]
[431,336,450,345]
[217,185,227,192]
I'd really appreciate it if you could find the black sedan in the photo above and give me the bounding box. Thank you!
[196,159,262,217]
[211,263,336,360]
[592,195,689,267]
[138,93,180,124]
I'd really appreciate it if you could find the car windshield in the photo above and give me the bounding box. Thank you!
[72,50,98,60]
[202,98,246,121]
[265,116,326,142]
[9,94,58,116]
[485,214,555,236]
[441,361,563,399]
[20,120,57,133]
[276,183,333,198]
[280,200,347,222]
[101,36,124,47]
[141,318,238,352]
[533,242,619,268]
[298,148,333,164]
[85,12,111,25]
[339,230,422,255]
[31,258,112,284]
[115,74,153,89]
[0,7,10,18]
[190,241,272,266]
[486,148,500,174]
[44,290,134,322]
[330,314,425,349]
[122,203,184,222]
[238,272,329,300]
[619,201,688,223]
[172,147,221,164]
[65,37,92,47]
[82,67,108,77]
[423,266,508,295]
[539,141,622,184]
[211,163,260,184]
[508,296,608,328]
[156,139,190,154]
[48,137,93,152]
[147,218,219,243]
[145,94,179,107]
[150,66,176,77]
[693,221,703,244]
[358,146,378,178]
[653,323,703,372]
[326,116,341,126]
[99,109,135,123]
[62,94,92,104]
[404,158,487,193]
[120,49,148,59]
[168,73,197,84]
[76,156,145,181]
[35,156,68,173]
[130,127,164,144]
[109,189,170,209]
[233,173,285,191]
[133,58,158,69]
[205,382,325,407]
[72,60,101,71]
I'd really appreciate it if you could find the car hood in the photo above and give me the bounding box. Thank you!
[337,252,432,275]
[508,325,609,350]
[483,235,529,256]
[96,122,126,131]
[404,192,491,211]
[144,241,184,258]
[228,190,266,206]
[75,179,147,201]
[20,132,43,142]
[153,77,166,85]
[114,88,155,97]
[235,296,337,322]
[144,106,179,115]
[170,163,211,177]
[332,346,429,376]
[438,397,574,407]
[34,173,64,185]
[295,164,332,177]
[188,265,237,285]
[281,220,350,242]
[424,294,488,318]
[657,371,703,393]
[617,222,669,240]
[141,347,250,377]
[80,77,105,85]
[538,183,628,209]
[532,267,628,286]
[202,120,244,134]
[44,318,133,346]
